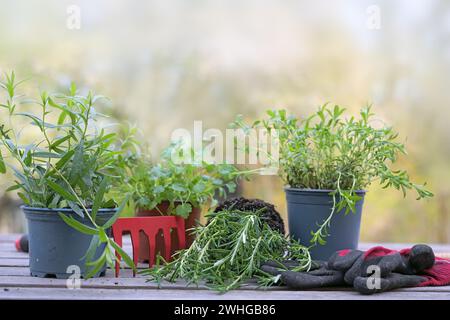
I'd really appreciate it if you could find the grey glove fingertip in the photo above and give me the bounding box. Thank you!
[281,270,345,289]
[353,273,427,295]
[260,264,285,276]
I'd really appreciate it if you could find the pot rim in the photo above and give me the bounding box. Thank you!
[21,205,117,213]
[284,187,367,194]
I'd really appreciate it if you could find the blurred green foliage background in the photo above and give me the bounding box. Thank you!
[0,0,449,243]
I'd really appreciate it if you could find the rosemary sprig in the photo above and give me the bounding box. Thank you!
[140,209,311,292]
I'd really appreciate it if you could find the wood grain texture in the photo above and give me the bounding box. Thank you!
[1,234,449,300]
[1,286,449,300]
[1,275,450,293]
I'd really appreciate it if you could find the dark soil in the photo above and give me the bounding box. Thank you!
[214,197,285,235]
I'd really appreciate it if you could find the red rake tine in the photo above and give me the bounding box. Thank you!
[112,216,188,277]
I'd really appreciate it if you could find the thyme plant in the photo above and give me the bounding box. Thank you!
[0,72,135,277]
[234,104,433,246]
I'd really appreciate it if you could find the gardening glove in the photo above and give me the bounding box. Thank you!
[261,244,450,294]
[260,260,346,289]
[330,245,435,294]
[352,244,450,294]
[353,273,427,294]
[331,245,433,281]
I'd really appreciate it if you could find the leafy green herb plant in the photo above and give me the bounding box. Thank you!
[116,143,251,218]
[234,104,433,246]
[0,72,135,277]
[142,209,311,292]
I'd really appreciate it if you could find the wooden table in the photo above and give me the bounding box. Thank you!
[1,234,449,300]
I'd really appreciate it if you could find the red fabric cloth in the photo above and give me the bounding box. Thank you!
[363,246,450,287]
[363,246,397,259]
[338,249,351,257]
[418,258,450,286]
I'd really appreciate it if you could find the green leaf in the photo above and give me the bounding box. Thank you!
[15,112,44,130]
[5,184,22,192]
[193,182,206,193]
[171,184,187,192]
[47,180,78,203]
[17,192,30,205]
[85,251,106,279]
[69,142,84,182]
[57,111,67,125]
[32,151,62,159]
[70,82,77,95]
[82,235,99,263]
[98,227,108,243]
[91,177,108,221]
[0,150,6,174]
[225,182,236,193]
[67,201,84,218]
[110,240,136,271]
[59,213,97,235]
[55,149,75,170]
[48,194,61,208]
[175,203,192,218]
[102,195,129,229]
[51,136,71,150]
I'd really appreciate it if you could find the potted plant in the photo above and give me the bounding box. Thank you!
[115,143,249,261]
[234,104,433,259]
[0,73,134,278]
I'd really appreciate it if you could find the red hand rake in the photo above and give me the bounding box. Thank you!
[112,216,186,277]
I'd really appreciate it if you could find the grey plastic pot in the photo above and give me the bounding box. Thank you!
[22,206,115,279]
[284,188,366,261]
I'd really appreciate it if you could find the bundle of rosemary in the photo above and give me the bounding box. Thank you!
[141,209,312,292]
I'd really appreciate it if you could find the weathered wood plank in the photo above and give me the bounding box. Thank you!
[0,258,152,269]
[0,265,156,278]
[0,266,141,277]
[1,286,449,300]
[0,242,16,250]
[0,258,28,267]
[0,244,28,258]
[1,235,449,257]
[0,234,449,300]
[6,267,449,294]
[0,255,28,260]
[0,234,20,243]
[0,267,31,276]
[0,275,449,293]
[2,238,449,256]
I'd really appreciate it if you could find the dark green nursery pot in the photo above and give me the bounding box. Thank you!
[284,188,366,260]
[23,206,115,279]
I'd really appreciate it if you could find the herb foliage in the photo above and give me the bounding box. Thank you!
[117,143,250,218]
[142,209,311,292]
[0,72,135,277]
[234,104,433,246]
